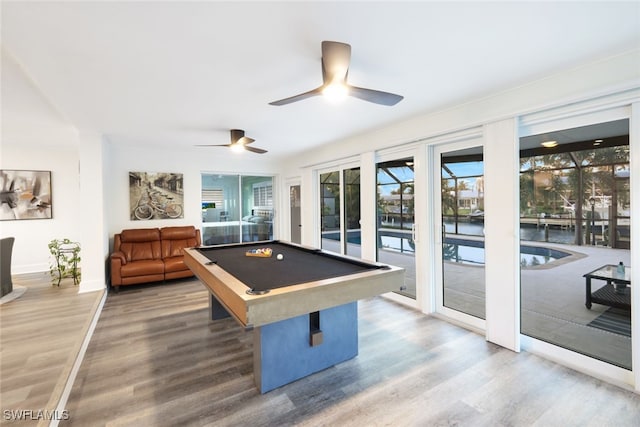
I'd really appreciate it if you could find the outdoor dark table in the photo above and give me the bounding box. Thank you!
[584,264,631,310]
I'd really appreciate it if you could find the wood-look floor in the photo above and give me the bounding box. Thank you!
[57,278,640,427]
[0,273,104,427]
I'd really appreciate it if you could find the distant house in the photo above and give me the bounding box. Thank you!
[457,189,481,211]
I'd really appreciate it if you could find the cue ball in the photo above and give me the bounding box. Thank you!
[276,254,284,260]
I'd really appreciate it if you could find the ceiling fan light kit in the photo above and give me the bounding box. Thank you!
[322,82,350,103]
[230,143,245,153]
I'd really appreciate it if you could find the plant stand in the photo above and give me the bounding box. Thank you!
[49,239,81,286]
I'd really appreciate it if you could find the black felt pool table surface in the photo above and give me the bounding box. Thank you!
[196,241,384,291]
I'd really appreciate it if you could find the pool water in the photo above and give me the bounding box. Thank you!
[444,238,570,266]
[324,230,415,253]
[323,232,571,266]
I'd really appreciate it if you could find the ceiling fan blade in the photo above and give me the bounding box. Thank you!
[195,144,232,147]
[349,86,404,106]
[269,86,323,106]
[244,145,267,154]
[238,136,255,145]
[321,41,351,84]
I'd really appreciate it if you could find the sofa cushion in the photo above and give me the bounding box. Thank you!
[164,256,187,273]
[120,259,164,277]
[118,228,162,262]
[121,228,161,243]
[161,226,200,259]
[160,226,196,240]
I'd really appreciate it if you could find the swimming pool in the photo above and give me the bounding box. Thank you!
[323,232,570,266]
[322,232,570,266]
[323,230,415,253]
[444,237,571,266]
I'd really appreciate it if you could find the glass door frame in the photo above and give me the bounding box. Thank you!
[317,161,360,256]
[343,166,362,258]
[518,104,637,389]
[375,146,423,309]
[433,138,486,331]
[286,179,302,244]
[200,172,275,246]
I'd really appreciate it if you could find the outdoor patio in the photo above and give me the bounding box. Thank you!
[442,240,631,369]
[322,236,631,370]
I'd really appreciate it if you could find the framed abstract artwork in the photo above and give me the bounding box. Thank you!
[0,170,52,220]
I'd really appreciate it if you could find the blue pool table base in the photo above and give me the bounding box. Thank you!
[209,295,358,393]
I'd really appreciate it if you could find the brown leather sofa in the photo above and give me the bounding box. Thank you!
[110,226,201,291]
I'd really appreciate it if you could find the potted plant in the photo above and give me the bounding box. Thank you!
[48,238,81,286]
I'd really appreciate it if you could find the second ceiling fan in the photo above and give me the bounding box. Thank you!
[269,40,404,107]
[197,129,267,154]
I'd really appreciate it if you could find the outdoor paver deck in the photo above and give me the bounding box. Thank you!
[323,237,631,368]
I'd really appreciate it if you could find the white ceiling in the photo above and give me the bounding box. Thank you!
[2,1,639,159]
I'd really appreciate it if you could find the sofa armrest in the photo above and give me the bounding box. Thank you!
[110,251,127,265]
[110,251,126,286]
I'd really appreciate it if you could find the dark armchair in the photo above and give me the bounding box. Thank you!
[1,237,15,297]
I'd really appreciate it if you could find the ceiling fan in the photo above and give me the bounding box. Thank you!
[196,129,267,154]
[269,40,404,107]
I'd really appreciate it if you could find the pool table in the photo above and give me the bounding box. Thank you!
[184,240,404,393]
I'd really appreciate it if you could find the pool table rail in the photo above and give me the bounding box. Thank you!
[184,246,404,328]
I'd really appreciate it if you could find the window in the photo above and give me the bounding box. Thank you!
[253,181,273,209]
[201,189,224,209]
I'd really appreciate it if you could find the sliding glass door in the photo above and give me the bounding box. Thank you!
[320,170,341,252]
[201,174,273,245]
[202,174,240,244]
[434,141,486,323]
[319,166,361,256]
[376,157,416,298]
[344,167,361,257]
[519,119,631,369]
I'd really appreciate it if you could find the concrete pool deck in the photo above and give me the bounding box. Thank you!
[437,240,631,369]
[520,241,631,368]
[322,237,632,369]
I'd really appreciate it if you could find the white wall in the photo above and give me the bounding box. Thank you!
[0,139,282,279]
[1,140,283,276]
[1,49,85,275]
[1,144,81,274]
[1,47,285,277]
[104,143,281,244]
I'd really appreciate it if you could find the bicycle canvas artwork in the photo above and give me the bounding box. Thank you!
[129,171,184,220]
